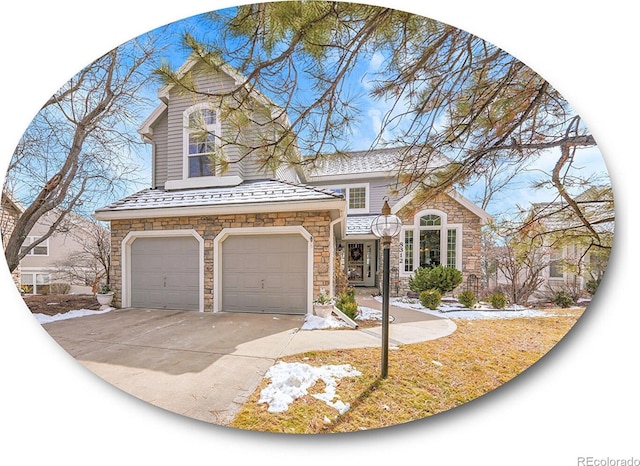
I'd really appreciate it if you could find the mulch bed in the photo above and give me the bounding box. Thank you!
[21,293,100,316]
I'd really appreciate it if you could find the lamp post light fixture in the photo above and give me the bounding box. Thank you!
[371,198,402,378]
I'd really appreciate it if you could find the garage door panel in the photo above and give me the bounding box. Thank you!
[130,236,200,311]
[221,234,307,314]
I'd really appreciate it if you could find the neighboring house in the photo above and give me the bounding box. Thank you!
[94,56,490,314]
[19,210,108,295]
[1,189,23,289]
[531,186,612,297]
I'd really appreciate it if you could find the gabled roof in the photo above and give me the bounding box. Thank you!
[139,53,290,142]
[94,179,345,221]
[1,188,24,214]
[530,186,614,234]
[391,187,492,224]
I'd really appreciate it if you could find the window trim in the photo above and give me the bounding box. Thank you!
[21,236,49,257]
[399,209,462,276]
[182,103,221,180]
[21,272,51,294]
[328,183,369,214]
[549,248,565,279]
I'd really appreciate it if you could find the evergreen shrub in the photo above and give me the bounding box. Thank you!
[457,290,476,308]
[336,288,358,320]
[554,290,574,308]
[409,265,462,295]
[419,289,442,310]
[488,291,507,309]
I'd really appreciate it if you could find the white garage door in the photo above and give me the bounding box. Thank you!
[130,236,200,311]
[221,234,307,314]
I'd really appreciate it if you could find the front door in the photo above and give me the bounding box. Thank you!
[346,241,376,287]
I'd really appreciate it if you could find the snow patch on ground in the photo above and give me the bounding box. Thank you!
[258,361,362,414]
[34,307,114,324]
[301,314,352,330]
[383,296,577,319]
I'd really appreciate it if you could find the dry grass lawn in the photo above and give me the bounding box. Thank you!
[230,307,585,434]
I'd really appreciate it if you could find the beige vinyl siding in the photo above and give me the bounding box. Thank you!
[275,165,301,183]
[151,111,169,188]
[308,177,401,214]
[158,61,294,185]
[164,66,243,182]
[369,177,402,213]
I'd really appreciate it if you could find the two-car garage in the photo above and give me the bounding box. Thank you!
[123,228,311,315]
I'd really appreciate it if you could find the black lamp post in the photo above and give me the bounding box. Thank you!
[371,199,402,378]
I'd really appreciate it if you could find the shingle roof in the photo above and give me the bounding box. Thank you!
[309,148,400,177]
[307,146,449,178]
[346,215,377,236]
[95,179,342,214]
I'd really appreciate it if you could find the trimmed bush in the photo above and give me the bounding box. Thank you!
[50,282,71,294]
[457,290,476,308]
[488,291,507,309]
[585,277,601,296]
[335,288,358,320]
[409,265,462,295]
[339,301,359,320]
[408,267,432,294]
[554,290,574,308]
[419,289,442,310]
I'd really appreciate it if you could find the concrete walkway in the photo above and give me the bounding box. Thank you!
[41,292,455,426]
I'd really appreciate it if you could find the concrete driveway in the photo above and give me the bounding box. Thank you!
[41,299,455,426]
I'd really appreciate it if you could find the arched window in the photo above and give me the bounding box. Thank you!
[400,210,462,274]
[183,104,220,178]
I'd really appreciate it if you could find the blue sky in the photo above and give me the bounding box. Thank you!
[115,6,611,220]
[0,3,612,221]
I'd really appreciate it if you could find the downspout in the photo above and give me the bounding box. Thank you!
[329,209,346,298]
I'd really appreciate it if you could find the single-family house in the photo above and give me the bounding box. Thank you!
[1,189,23,289]
[19,210,109,295]
[94,56,490,314]
[530,186,612,298]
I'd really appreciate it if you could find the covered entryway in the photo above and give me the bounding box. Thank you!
[129,235,201,311]
[220,232,308,314]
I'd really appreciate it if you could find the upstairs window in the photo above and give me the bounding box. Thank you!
[184,105,220,178]
[20,236,49,256]
[349,186,367,210]
[329,184,368,213]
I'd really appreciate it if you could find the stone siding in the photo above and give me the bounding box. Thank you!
[109,210,333,310]
[382,192,484,297]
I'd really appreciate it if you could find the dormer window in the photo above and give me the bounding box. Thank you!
[184,105,220,178]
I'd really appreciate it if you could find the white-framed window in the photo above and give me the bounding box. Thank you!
[329,184,369,214]
[20,236,49,256]
[183,104,221,179]
[21,272,51,294]
[549,248,564,278]
[399,210,462,275]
